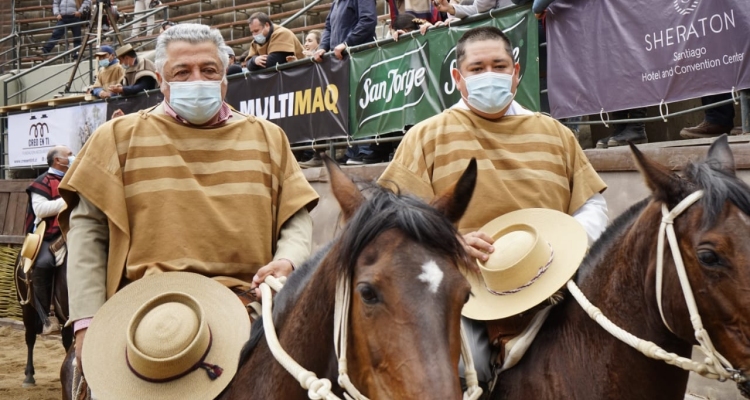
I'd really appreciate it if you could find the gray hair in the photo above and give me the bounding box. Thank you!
[154,23,229,77]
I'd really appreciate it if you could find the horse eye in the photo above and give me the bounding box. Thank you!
[697,250,721,267]
[358,284,380,305]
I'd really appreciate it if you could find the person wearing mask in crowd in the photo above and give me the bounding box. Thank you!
[222,45,243,75]
[25,145,75,335]
[59,23,319,377]
[313,0,378,164]
[246,12,305,71]
[88,45,125,99]
[377,27,608,389]
[108,44,158,96]
[285,29,322,62]
[38,0,91,58]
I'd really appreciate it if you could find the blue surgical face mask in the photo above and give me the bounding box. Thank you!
[460,70,516,115]
[68,155,76,166]
[99,59,110,68]
[254,33,267,45]
[168,80,224,125]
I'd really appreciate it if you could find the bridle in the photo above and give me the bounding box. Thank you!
[250,274,483,400]
[568,190,747,383]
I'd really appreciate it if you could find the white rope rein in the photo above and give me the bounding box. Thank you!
[250,273,483,400]
[568,190,746,383]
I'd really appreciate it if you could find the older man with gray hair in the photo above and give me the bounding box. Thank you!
[59,23,319,379]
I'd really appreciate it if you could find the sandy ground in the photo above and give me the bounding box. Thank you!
[0,323,66,400]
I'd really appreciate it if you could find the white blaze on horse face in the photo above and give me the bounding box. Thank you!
[418,260,443,294]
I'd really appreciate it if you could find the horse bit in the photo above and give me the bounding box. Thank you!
[568,190,747,384]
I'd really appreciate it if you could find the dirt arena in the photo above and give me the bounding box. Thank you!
[0,323,65,400]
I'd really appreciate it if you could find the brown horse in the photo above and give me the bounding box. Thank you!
[219,157,478,399]
[14,255,72,387]
[492,136,750,399]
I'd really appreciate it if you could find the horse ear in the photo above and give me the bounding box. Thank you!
[323,154,365,221]
[706,134,736,176]
[630,143,683,202]
[431,158,477,224]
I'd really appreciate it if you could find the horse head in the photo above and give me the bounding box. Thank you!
[325,156,477,399]
[631,135,750,394]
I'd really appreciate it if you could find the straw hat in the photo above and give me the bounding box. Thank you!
[21,221,46,274]
[82,272,251,400]
[116,43,135,57]
[462,208,587,321]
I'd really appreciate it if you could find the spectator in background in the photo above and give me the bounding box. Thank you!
[238,49,250,73]
[39,0,91,57]
[109,44,158,96]
[161,20,176,32]
[596,108,647,148]
[286,29,322,62]
[132,0,157,37]
[303,29,321,57]
[246,12,305,71]
[313,0,378,164]
[222,45,243,75]
[434,0,498,18]
[88,45,125,99]
[680,94,744,138]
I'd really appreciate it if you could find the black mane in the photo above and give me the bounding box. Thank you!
[332,184,467,278]
[685,159,750,228]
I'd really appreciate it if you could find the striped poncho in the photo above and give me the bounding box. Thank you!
[378,108,606,234]
[59,107,319,297]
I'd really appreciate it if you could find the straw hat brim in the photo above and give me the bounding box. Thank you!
[21,221,45,274]
[82,272,251,400]
[462,208,587,321]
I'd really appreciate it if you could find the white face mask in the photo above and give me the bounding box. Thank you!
[167,80,223,125]
[460,70,516,115]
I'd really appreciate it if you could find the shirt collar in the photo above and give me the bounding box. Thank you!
[163,101,233,127]
[48,167,66,177]
[452,99,532,116]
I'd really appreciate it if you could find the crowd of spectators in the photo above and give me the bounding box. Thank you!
[79,0,744,157]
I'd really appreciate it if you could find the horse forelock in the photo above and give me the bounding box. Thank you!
[332,185,468,279]
[685,160,750,229]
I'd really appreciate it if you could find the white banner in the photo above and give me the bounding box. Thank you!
[8,103,108,167]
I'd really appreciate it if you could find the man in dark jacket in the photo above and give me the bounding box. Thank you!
[39,0,91,57]
[109,44,158,96]
[313,0,377,61]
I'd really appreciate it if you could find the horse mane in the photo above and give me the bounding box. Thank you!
[330,184,467,279]
[575,197,650,284]
[684,160,750,228]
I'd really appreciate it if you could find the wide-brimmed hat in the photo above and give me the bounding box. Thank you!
[462,208,587,320]
[82,272,251,400]
[115,43,135,57]
[21,221,46,274]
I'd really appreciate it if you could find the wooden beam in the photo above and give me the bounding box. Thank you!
[0,235,25,245]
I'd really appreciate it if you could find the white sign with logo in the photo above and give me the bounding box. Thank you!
[7,103,107,167]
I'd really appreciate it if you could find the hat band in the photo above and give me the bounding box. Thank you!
[125,327,223,383]
[484,242,555,296]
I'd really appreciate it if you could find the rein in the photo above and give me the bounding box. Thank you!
[250,275,483,400]
[568,190,746,383]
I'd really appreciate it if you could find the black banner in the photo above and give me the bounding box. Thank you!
[106,91,164,119]
[225,58,350,144]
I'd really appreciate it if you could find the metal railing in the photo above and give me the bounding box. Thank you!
[2,6,167,106]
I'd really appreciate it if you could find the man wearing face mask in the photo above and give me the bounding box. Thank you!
[25,145,75,335]
[246,12,304,71]
[58,23,319,374]
[378,27,608,387]
[88,45,125,100]
[108,44,158,96]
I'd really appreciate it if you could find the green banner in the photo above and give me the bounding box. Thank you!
[349,7,539,138]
